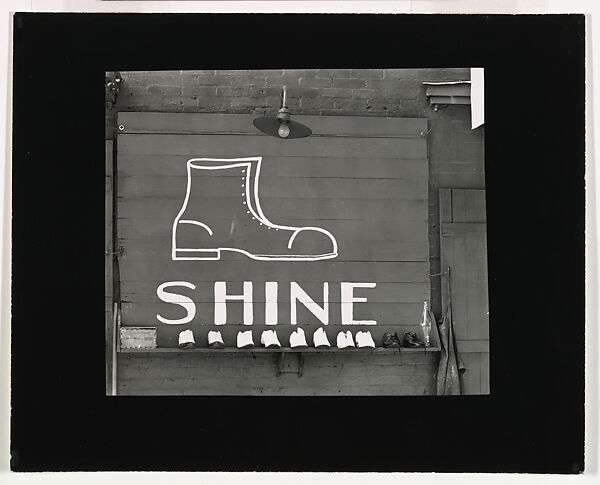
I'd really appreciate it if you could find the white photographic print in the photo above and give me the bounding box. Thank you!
[105,68,487,396]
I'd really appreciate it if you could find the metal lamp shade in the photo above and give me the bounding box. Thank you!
[253,116,312,139]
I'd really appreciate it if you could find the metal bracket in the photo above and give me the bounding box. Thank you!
[105,71,123,106]
[276,352,304,377]
[105,246,124,257]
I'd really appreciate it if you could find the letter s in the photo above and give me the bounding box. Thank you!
[156,281,196,324]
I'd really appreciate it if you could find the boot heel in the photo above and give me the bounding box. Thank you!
[173,249,221,260]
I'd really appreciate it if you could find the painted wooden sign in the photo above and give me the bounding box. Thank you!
[117,113,429,347]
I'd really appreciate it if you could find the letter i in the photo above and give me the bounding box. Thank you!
[265,282,278,325]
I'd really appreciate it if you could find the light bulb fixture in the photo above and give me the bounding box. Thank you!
[278,122,290,138]
[253,85,312,139]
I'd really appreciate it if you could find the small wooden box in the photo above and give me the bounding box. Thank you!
[120,327,157,349]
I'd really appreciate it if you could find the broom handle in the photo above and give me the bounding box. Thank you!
[446,266,452,308]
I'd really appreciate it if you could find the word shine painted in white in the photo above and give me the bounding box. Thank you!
[156,281,197,325]
[155,281,376,325]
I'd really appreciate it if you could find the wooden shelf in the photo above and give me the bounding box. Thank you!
[118,346,440,354]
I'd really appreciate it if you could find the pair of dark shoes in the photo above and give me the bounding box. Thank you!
[382,332,426,348]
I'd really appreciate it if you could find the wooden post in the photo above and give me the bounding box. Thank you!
[105,140,114,394]
[112,302,118,396]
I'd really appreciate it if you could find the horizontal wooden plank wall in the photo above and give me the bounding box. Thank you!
[119,352,437,396]
[115,112,434,395]
[117,111,429,137]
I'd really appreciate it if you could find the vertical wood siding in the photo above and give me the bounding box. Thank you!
[440,189,489,395]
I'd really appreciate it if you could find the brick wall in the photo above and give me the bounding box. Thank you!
[106,68,471,131]
[106,68,484,318]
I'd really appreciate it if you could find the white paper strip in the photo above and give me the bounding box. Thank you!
[471,67,485,129]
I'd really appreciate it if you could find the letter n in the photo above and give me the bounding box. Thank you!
[290,282,329,325]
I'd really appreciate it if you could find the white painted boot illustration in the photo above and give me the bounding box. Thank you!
[172,157,338,261]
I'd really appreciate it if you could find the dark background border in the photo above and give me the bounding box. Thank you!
[10,13,585,473]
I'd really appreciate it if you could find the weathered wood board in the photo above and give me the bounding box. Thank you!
[117,112,429,137]
[117,321,434,348]
[117,351,438,396]
[118,133,427,159]
[121,301,426,328]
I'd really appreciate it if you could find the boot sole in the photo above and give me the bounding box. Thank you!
[173,248,338,261]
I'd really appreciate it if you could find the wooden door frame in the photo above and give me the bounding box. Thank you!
[439,188,489,395]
